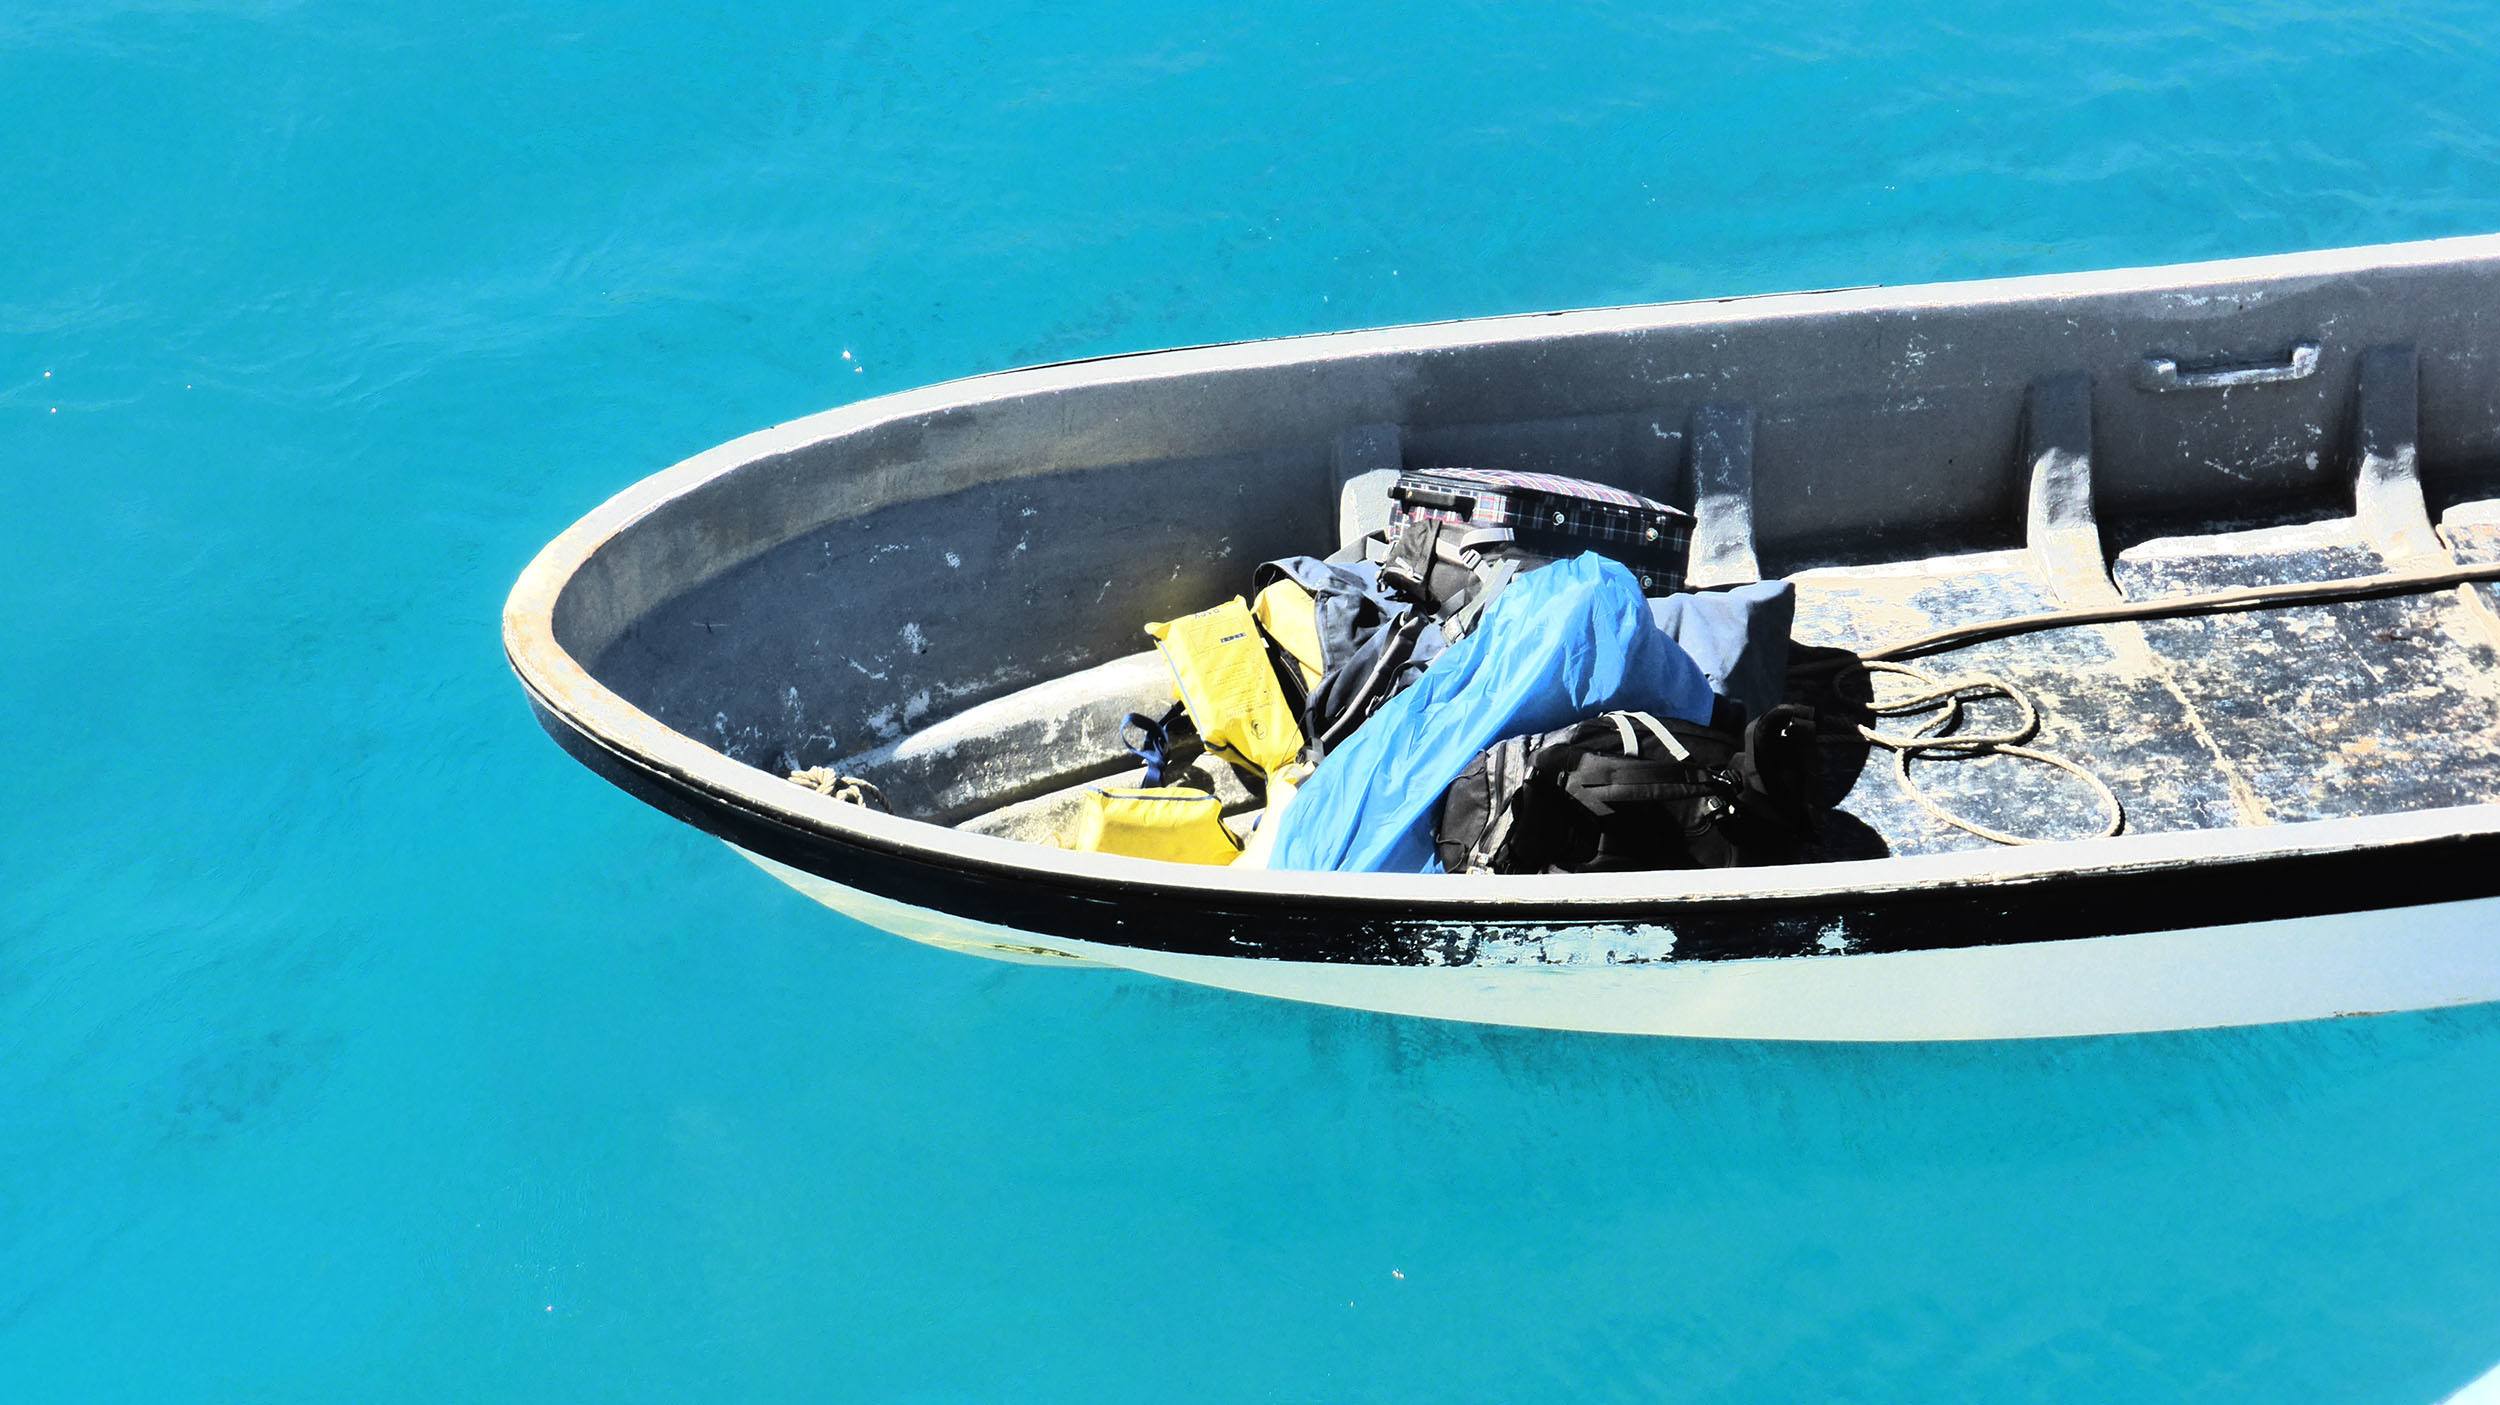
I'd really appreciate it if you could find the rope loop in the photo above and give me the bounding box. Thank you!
[1832,658,2123,846]
[787,767,891,813]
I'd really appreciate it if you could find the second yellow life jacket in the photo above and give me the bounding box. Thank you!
[1066,785,1242,865]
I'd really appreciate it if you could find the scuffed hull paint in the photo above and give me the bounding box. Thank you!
[735,847,2500,1042]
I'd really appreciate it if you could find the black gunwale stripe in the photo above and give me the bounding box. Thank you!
[528,694,2500,966]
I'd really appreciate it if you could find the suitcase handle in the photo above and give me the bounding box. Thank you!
[1390,483,1477,515]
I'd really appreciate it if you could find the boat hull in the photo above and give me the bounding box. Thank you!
[503,234,2500,1040]
[526,689,2500,1038]
[735,846,2500,1041]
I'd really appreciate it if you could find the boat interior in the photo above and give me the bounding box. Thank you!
[549,243,2500,868]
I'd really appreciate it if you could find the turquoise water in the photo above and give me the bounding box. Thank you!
[9,0,2500,1397]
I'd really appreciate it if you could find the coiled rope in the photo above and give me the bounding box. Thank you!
[1832,658,2123,845]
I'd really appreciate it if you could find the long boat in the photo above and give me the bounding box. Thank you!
[504,235,2500,1040]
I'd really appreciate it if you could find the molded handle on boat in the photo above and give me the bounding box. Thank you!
[2136,340,2320,392]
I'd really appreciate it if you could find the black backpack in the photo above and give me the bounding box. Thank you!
[1433,705,1820,875]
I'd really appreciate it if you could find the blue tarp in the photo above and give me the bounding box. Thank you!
[1267,553,1717,874]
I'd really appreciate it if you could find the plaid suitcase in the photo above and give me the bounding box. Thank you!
[1387,467,1693,595]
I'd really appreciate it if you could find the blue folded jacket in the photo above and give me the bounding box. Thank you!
[1650,579,1796,724]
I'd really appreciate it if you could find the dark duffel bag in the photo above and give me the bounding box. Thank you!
[1434,704,1820,875]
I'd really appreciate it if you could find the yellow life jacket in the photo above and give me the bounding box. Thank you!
[1067,785,1241,865]
[1251,577,1325,690]
[1145,597,1305,776]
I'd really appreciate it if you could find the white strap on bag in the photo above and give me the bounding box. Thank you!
[1618,710,1689,760]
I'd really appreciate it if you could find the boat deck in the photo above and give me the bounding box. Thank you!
[1790,511,2500,860]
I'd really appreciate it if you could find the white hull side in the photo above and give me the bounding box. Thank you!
[732,848,2500,1041]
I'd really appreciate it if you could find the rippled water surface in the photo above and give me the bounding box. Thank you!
[9,2,2500,1399]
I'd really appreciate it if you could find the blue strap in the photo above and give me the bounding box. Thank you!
[1121,704,1183,786]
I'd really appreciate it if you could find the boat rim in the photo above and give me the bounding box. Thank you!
[503,230,2500,914]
